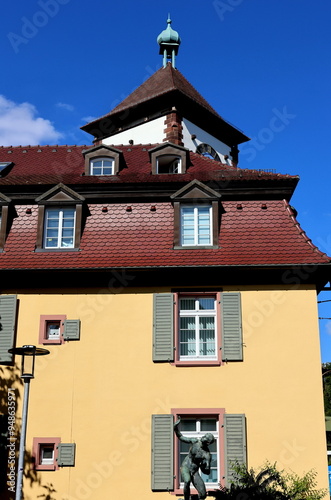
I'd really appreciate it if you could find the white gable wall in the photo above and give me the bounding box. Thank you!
[182,119,233,164]
[102,115,233,166]
[102,116,165,146]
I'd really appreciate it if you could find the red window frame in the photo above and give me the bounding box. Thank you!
[32,437,61,471]
[39,315,66,345]
[171,408,225,494]
[174,292,222,366]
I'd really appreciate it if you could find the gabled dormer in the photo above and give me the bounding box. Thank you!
[171,180,222,249]
[82,144,123,176]
[149,142,189,174]
[35,184,85,251]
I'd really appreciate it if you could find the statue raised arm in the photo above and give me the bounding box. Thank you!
[174,417,215,500]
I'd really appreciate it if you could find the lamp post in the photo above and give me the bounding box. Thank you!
[8,345,50,500]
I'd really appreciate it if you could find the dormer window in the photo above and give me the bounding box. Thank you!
[43,208,76,249]
[35,184,85,252]
[171,180,222,249]
[0,193,12,251]
[181,205,212,246]
[0,162,14,177]
[157,155,182,174]
[83,145,122,176]
[90,157,114,176]
[149,143,188,175]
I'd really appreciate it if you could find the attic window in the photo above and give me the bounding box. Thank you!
[0,162,13,176]
[83,146,122,176]
[90,157,114,176]
[0,193,12,251]
[157,155,182,174]
[149,143,188,175]
[35,184,85,252]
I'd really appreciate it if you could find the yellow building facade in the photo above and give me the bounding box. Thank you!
[1,284,328,499]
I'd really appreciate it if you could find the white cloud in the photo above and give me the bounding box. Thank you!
[56,102,74,112]
[0,95,62,146]
[326,321,331,336]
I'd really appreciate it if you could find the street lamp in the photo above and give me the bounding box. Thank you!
[8,345,50,500]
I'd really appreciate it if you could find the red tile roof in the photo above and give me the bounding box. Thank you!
[0,199,329,270]
[0,144,297,186]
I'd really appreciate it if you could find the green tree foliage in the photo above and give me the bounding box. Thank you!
[322,362,331,417]
[213,462,327,500]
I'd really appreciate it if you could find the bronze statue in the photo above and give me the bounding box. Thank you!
[174,417,215,500]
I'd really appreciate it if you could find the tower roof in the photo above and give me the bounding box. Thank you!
[81,63,249,146]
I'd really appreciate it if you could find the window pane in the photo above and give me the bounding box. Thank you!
[201,419,217,432]
[46,322,60,339]
[180,298,195,310]
[61,238,74,248]
[63,208,75,218]
[199,317,215,356]
[46,209,60,218]
[45,238,57,248]
[46,229,58,238]
[198,298,215,310]
[180,317,196,356]
[180,419,197,432]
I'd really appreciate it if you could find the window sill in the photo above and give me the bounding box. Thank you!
[34,464,57,471]
[35,248,80,253]
[173,245,219,250]
[174,360,221,367]
[41,338,63,345]
[172,485,219,496]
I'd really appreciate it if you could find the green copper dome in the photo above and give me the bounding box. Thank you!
[157,17,181,46]
[157,17,181,68]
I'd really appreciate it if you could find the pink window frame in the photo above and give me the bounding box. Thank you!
[39,315,66,345]
[174,292,222,366]
[32,437,61,471]
[171,408,225,494]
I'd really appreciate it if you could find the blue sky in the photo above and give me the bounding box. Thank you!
[1,0,331,361]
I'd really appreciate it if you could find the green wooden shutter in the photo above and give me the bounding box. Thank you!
[0,295,17,364]
[153,294,174,362]
[151,414,174,491]
[57,443,76,466]
[221,293,243,361]
[224,414,246,486]
[63,320,80,340]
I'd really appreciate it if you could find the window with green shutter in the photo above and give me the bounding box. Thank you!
[151,414,174,491]
[63,320,80,341]
[0,295,17,365]
[153,294,174,362]
[221,293,243,361]
[57,443,76,467]
[224,414,247,486]
[152,410,247,492]
[153,292,243,365]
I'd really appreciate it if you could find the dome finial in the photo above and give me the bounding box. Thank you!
[157,16,181,69]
